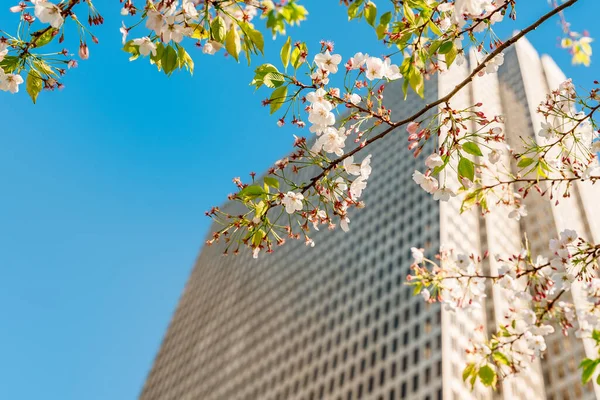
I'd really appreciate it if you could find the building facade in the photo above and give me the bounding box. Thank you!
[140,38,600,400]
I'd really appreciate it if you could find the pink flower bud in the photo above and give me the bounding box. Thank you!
[407,121,420,135]
[10,4,25,13]
[79,43,89,60]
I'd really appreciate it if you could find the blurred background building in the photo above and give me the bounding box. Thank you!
[139,38,600,400]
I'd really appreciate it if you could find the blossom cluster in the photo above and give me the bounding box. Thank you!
[408,229,600,388]
[208,42,406,257]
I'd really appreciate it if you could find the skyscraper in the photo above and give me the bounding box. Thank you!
[140,38,600,400]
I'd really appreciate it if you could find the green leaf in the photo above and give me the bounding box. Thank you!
[177,46,194,75]
[492,352,510,366]
[592,330,600,344]
[161,45,178,76]
[263,71,286,88]
[446,45,458,68]
[252,229,266,247]
[280,36,292,69]
[123,40,140,61]
[404,2,415,24]
[463,141,483,157]
[211,16,226,43]
[225,27,241,62]
[462,363,476,382]
[408,70,424,98]
[270,85,288,114]
[580,358,600,384]
[26,70,43,104]
[33,28,58,48]
[365,2,377,26]
[33,60,55,76]
[150,43,165,71]
[251,63,279,89]
[0,56,19,73]
[432,154,450,175]
[398,76,408,99]
[478,365,497,387]
[517,157,535,168]
[379,11,392,26]
[458,157,475,182]
[246,26,265,55]
[375,24,387,40]
[291,42,307,70]
[239,185,265,200]
[347,0,364,20]
[438,41,454,54]
[264,176,280,189]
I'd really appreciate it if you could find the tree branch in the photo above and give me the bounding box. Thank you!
[301,0,580,194]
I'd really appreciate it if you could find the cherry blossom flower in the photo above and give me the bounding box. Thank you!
[33,0,64,28]
[162,16,185,43]
[308,102,335,130]
[282,191,304,214]
[348,52,368,70]
[412,170,439,194]
[508,204,528,220]
[425,153,444,168]
[314,51,342,74]
[538,120,558,139]
[306,88,329,106]
[411,247,424,263]
[365,57,384,80]
[485,53,504,73]
[349,93,361,105]
[146,10,163,34]
[382,58,402,80]
[0,72,24,93]
[487,149,501,164]
[133,37,157,56]
[202,41,222,55]
[311,127,346,156]
[120,22,129,45]
[182,0,199,19]
[350,175,368,199]
[433,187,456,202]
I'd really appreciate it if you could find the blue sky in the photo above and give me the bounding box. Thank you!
[0,2,597,400]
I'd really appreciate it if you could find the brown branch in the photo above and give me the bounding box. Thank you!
[301,0,580,194]
[482,175,599,191]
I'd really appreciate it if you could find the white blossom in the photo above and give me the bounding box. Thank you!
[433,187,456,202]
[33,0,64,28]
[133,37,157,57]
[412,170,439,194]
[508,205,527,220]
[311,127,346,156]
[425,153,444,168]
[411,247,424,263]
[348,52,368,69]
[0,72,24,93]
[314,51,342,74]
[365,57,384,80]
[350,176,368,199]
[282,191,304,214]
[203,40,222,55]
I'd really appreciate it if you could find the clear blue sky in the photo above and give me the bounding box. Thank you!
[0,2,597,400]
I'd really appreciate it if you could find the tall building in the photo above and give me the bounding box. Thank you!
[140,38,600,400]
